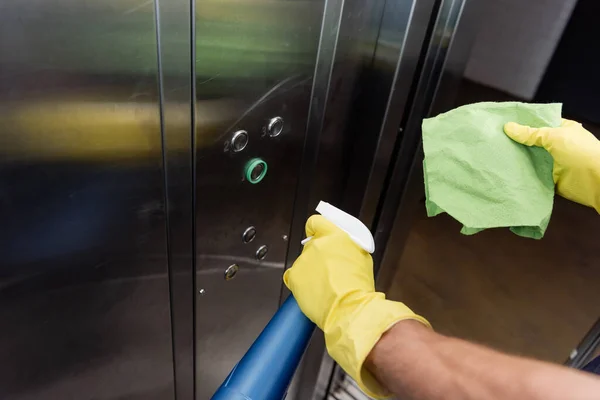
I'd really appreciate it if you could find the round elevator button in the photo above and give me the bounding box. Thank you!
[244,158,268,184]
[242,226,257,243]
[255,245,268,260]
[230,130,249,153]
[224,264,239,280]
[267,117,284,137]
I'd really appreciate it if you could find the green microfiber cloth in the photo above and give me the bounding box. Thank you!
[422,102,562,239]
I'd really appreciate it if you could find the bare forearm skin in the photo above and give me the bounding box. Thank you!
[366,320,600,400]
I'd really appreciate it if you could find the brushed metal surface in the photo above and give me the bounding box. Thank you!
[155,0,196,398]
[0,1,175,399]
[191,1,326,397]
[343,0,437,228]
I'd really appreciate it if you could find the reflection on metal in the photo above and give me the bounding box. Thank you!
[0,0,175,399]
[255,245,269,261]
[230,130,249,153]
[374,0,469,283]
[351,0,436,227]
[286,0,345,272]
[242,226,257,243]
[266,116,284,138]
[224,264,240,281]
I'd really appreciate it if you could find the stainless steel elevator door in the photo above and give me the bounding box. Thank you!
[0,1,174,399]
[193,0,325,396]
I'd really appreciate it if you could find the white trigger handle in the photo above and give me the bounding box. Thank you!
[301,201,375,254]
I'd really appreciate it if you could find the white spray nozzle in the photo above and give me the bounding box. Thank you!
[301,201,375,254]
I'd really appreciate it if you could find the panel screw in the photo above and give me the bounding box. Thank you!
[242,226,257,243]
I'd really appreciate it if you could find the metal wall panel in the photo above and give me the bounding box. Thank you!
[0,1,175,399]
[351,0,436,227]
[191,0,326,397]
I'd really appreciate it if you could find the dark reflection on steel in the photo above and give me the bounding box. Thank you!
[192,0,326,397]
[286,0,345,280]
[155,0,196,398]
[428,0,483,117]
[353,0,436,227]
[307,0,387,218]
[0,1,175,399]
[373,0,470,288]
[341,0,438,228]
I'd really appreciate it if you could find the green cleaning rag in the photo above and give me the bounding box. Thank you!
[422,102,562,239]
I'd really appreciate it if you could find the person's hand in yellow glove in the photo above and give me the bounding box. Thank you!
[284,214,600,400]
[504,119,600,212]
[283,215,430,399]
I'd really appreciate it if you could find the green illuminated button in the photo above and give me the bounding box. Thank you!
[244,158,268,184]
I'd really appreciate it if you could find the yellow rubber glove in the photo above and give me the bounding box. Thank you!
[504,119,600,212]
[283,215,430,399]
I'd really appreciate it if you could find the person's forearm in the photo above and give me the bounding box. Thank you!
[366,320,600,400]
